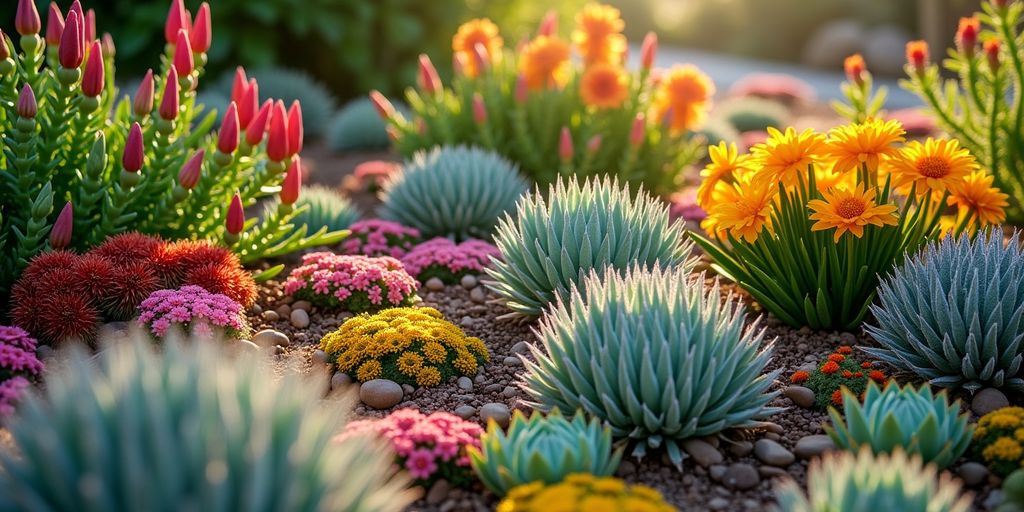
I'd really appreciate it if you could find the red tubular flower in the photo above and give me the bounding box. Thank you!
[538,10,558,36]
[266,101,290,162]
[844,54,866,86]
[165,0,188,45]
[790,370,810,384]
[178,150,204,190]
[280,157,301,205]
[16,85,37,119]
[514,74,528,104]
[67,1,85,50]
[630,113,645,146]
[641,32,657,71]
[16,0,41,36]
[418,54,441,94]
[906,40,929,74]
[81,41,104,97]
[820,361,840,374]
[957,17,980,57]
[0,29,8,61]
[218,102,240,154]
[985,39,1001,71]
[245,99,272,146]
[84,9,95,44]
[226,193,244,235]
[190,2,212,54]
[559,127,573,162]
[159,68,180,121]
[472,93,487,125]
[101,33,115,58]
[287,101,303,155]
[238,79,258,127]
[45,3,64,46]
[133,69,154,117]
[368,90,395,120]
[58,10,83,69]
[230,67,248,105]
[49,202,73,249]
[587,134,602,153]
[173,29,194,77]
[123,123,144,172]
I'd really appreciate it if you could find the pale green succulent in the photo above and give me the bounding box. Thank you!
[378,145,528,241]
[263,185,362,233]
[718,96,788,132]
[468,409,622,497]
[0,331,413,512]
[997,469,1024,512]
[486,176,697,319]
[774,447,972,512]
[329,98,407,152]
[866,230,1024,391]
[825,381,973,469]
[520,265,782,468]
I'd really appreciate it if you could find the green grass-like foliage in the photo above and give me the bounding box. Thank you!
[774,447,971,512]
[379,146,528,241]
[328,98,398,152]
[0,331,412,511]
[468,409,622,497]
[718,96,788,132]
[487,175,696,319]
[866,231,1024,392]
[264,185,362,233]
[216,67,336,138]
[825,381,973,470]
[520,265,782,468]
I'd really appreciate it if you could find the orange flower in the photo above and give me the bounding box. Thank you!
[790,370,810,384]
[854,371,863,378]
[837,346,853,355]
[831,389,844,406]
[749,127,827,188]
[828,353,846,363]
[579,63,629,109]
[697,141,751,209]
[948,170,1009,227]
[807,184,899,242]
[452,19,503,78]
[572,4,627,66]
[824,119,905,175]
[889,138,977,198]
[844,54,866,84]
[868,370,886,383]
[842,370,854,378]
[519,35,571,90]
[821,361,840,374]
[861,361,872,369]
[906,40,929,71]
[651,64,715,135]
[707,177,775,243]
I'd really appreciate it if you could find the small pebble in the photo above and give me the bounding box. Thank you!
[794,435,835,460]
[754,439,795,467]
[331,372,353,390]
[250,304,263,315]
[469,287,486,304]
[728,441,754,457]
[708,497,730,510]
[253,329,289,347]
[682,439,723,467]
[501,386,517,398]
[764,432,781,441]
[312,349,328,365]
[958,462,988,486]
[783,386,816,408]
[290,309,310,328]
[359,379,404,409]
[262,310,280,322]
[460,275,478,289]
[511,341,531,355]
[275,304,291,317]
[454,405,476,420]
[480,403,511,428]
[292,300,312,312]
[503,356,522,366]
[273,346,285,356]
[237,340,260,352]
[972,388,1009,416]
[724,463,760,490]
[457,376,474,391]
[426,479,451,505]
[425,277,445,292]
[402,384,416,396]
[758,466,788,479]
[709,465,727,481]
[761,422,784,434]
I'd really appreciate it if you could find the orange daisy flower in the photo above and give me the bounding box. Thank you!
[828,353,846,363]
[821,361,840,374]
[697,141,751,209]
[824,118,906,174]
[572,3,627,66]
[790,370,810,384]
[948,170,1009,227]
[868,370,886,383]
[452,19,503,78]
[808,184,899,242]
[888,138,978,198]
[708,178,775,243]
[651,64,715,135]
[831,389,844,406]
[579,62,629,109]
[519,35,571,90]
[837,346,853,354]
[749,127,828,188]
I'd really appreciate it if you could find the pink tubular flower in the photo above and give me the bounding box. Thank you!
[159,68,180,121]
[538,10,557,36]
[84,9,95,43]
[165,0,188,45]
[15,0,41,36]
[368,90,396,120]
[218,102,240,154]
[558,127,573,162]
[58,10,83,69]
[16,85,37,119]
[178,150,204,190]
[45,3,64,46]
[230,68,248,106]
[280,157,301,205]
[137,285,249,339]
[587,134,602,153]
[173,29,194,77]
[283,253,418,312]
[238,79,258,128]
[400,238,500,282]
[49,201,73,249]
[418,54,441,94]
[190,3,212,54]
[245,100,272,146]
[341,219,421,258]
[266,101,290,161]
[134,70,155,117]
[472,93,487,125]
[81,41,104,97]
[123,123,144,172]
[287,101,303,155]
[101,33,115,58]
[226,193,244,235]
[641,32,657,71]
[630,113,645,146]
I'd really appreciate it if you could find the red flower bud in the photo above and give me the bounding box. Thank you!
[45,3,65,46]
[906,40,929,73]
[538,10,557,36]
[230,67,248,105]
[280,157,301,205]
[472,42,489,74]
[190,3,212,54]
[238,79,258,128]
[226,193,244,235]
[84,9,95,44]
[16,84,37,119]
[418,54,441,94]
[472,93,487,125]
[844,53,866,86]
[67,1,85,50]
[81,41,104,97]
[16,0,41,36]
[453,52,467,77]
[165,0,188,45]
[514,74,528,104]
[368,90,395,120]
[641,32,657,71]
[985,38,1001,71]
[159,68,180,121]
[266,101,290,162]
[123,122,144,172]
[101,33,115,58]
[559,127,573,162]
[178,150,204,190]
[957,17,980,57]
[991,0,1009,8]
[218,102,240,154]
[245,100,272,146]
[287,101,303,155]
[173,29,194,77]
[630,113,645,146]
[59,10,83,69]
[133,69,154,117]
[0,29,8,61]
[49,201,73,250]
[587,134,602,153]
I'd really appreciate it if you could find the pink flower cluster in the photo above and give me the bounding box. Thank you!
[283,252,418,312]
[0,378,30,417]
[668,189,707,223]
[354,160,400,190]
[336,409,483,486]
[341,219,421,258]
[401,238,501,283]
[0,326,44,416]
[138,285,250,339]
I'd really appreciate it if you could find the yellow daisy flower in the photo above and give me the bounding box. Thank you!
[697,141,751,209]
[750,127,828,188]
[825,118,906,174]
[356,359,382,381]
[889,138,977,197]
[709,178,776,243]
[808,184,899,242]
[948,170,1008,227]
[452,18,503,78]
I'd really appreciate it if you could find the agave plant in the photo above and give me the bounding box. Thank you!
[866,230,1024,391]
[825,381,973,469]
[0,330,414,511]
[468,409,622,497]
[378,145,528,241]
[487,176,696,319]
[520,265,782,468]
[774,447,972,512]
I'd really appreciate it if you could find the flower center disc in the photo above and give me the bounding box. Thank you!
[916,155,951,178]
[836,197,866,219]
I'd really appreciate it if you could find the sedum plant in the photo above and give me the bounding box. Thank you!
[789,346,887,409]
[825,381,973,470]
[497,474,676,512]
[866,231,1024,391]
[487,175,696,319]
[469,409,623,497]
[973,406,1024,477]
[774,447,972,512]
[373,6,709,195]
[0,330,413,511]
[520,265,782,468]
[379,145,529,241]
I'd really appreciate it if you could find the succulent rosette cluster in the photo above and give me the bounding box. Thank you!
[336,409,483,487]
[401,238,501,284]
[0,326,44,417]
[138,285,251,340]
[340,220,421,259]
[284,252,418,313]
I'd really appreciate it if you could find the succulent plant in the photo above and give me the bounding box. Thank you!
[379,146,529,241]
[825,381,973,469]
[469,409,622,496]
[263,185,362,234]
[486,176,697,319]
[998,469,1024,512]
[219,66,336,138]
[866,231,1024,391]
[329,97,401,152]
[718,96,789,133]
[695,116,741,145]
[0,331,413,511]
[774,447,972,512]
[520,265,782,468]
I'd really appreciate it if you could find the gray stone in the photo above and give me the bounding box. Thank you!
[480,403,511,428]
[250,304,263,315]
[724,463,760,490]
[754,439,795,467]
[615,460,637,476]
[709,464,728,481]
[764,432,781,441]
[331,372,353,390]
[511,341,531,355]
[275,304,291,317]
[292,300,312,312]
[460,275,478,289]
[761,422,784,434]
[863,25,913,75]
[503,356,522,366]
[958,462,989,486]
[426,479,451,505]
[402,384,416,396]
[802,19,864,69]
[36,345,55,360]
[253,328,289,347]
[469,287,487,304]
[972,388,1010,416]
[359,379,404,409]
[708,497,730,510]
[758,466,788,479]
[425,277,445,292]
[454,405,476,420]
[290,309,310,329]
[728,440,754,457]
[457,376,474,391]
[273,345,285,356]
[502,386,517,398]
[262,310,280,322]
[784,386,816,408]
[237,340,260,352]
[460,316,475,327]
[794,435,835,460]
[682,439,723,467]
[312,349,328,365]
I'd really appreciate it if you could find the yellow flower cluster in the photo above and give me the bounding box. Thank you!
[974,406,1024,477]
[497,474,676,512]
[320,307,489,387]
[696,119,1005,244]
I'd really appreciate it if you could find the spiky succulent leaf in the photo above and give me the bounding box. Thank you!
[866,231,1024,391]
[774,448,971,512]
[520,265,782,468]
[263,185,362,233]
[0,331,413,511]
[486,175,696,319]
[378,146,528,241]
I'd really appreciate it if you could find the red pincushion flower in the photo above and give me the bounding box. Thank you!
[10,281,46,336]
[69,255,116,302]
[837,346,853,354]
[150,240,231,286]
[831,389,844,406]
[790,370,809,384]
[827,353,845,363]
[841,370,854,378]
[20,250,79,282]
[39,292,100,344]
[820,361,840,374]
[184,262,257,307]
[869,370,886,383]
[861,361,872,369]
[89,232,163,268]
[854,371,863,378]
[104,262,162,320]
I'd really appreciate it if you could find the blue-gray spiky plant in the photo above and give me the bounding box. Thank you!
[825,381,973,470]
[263,185,362,234]
[774,447,972,512]
[520,265,782,468]
[378,146,529,241]
[329,98,403,152]
[865,230,1024,391]
[486,176,697,319]
[0,331,414,511]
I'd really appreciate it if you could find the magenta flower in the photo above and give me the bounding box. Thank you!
[401,238,500,284]
[137,285,250,339]
[341,219,420,259]
[283,252,418,313]
[0,325,44,417]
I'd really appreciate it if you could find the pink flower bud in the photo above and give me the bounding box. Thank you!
[418,54,441,94]
[453,52,467,77]
[218,102,240,154]
[45,3,64,46]
[165,0,188,45]
[559,127,573,162]
[641,32,657,71]
[472,93,487,125]
[59,10,83,69]
[245,99,272,146]
[173,29,194,77]
[178,150,204,190]
[515,74,528,104]
[67,1,85,51]
[16,84,37,119]
[369,90,395,120]
[16,0,41,36]
[266,101,290,162]
[238,79,258,127]
[0,29,8,61]
[587,134,602,153]
[472,42,489,74]
[287,101,303,155]
[630,113,645,146]
[159,68,180,121]
[84,9,95,44]
[230,67,248,105]
[538,10,558,36]
[280,157,301,205]
[123,122,144,172]
[101,33,115,57]
[49,202,73,250]
[81,41,104,97]
[190,3,212,54]
[226,193,244,235]
[133,69,154,117]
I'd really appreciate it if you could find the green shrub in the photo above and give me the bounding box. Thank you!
[263,185,361,234]
[328,98,399,152]
[718,96,788,132]
[213,66,336,138]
